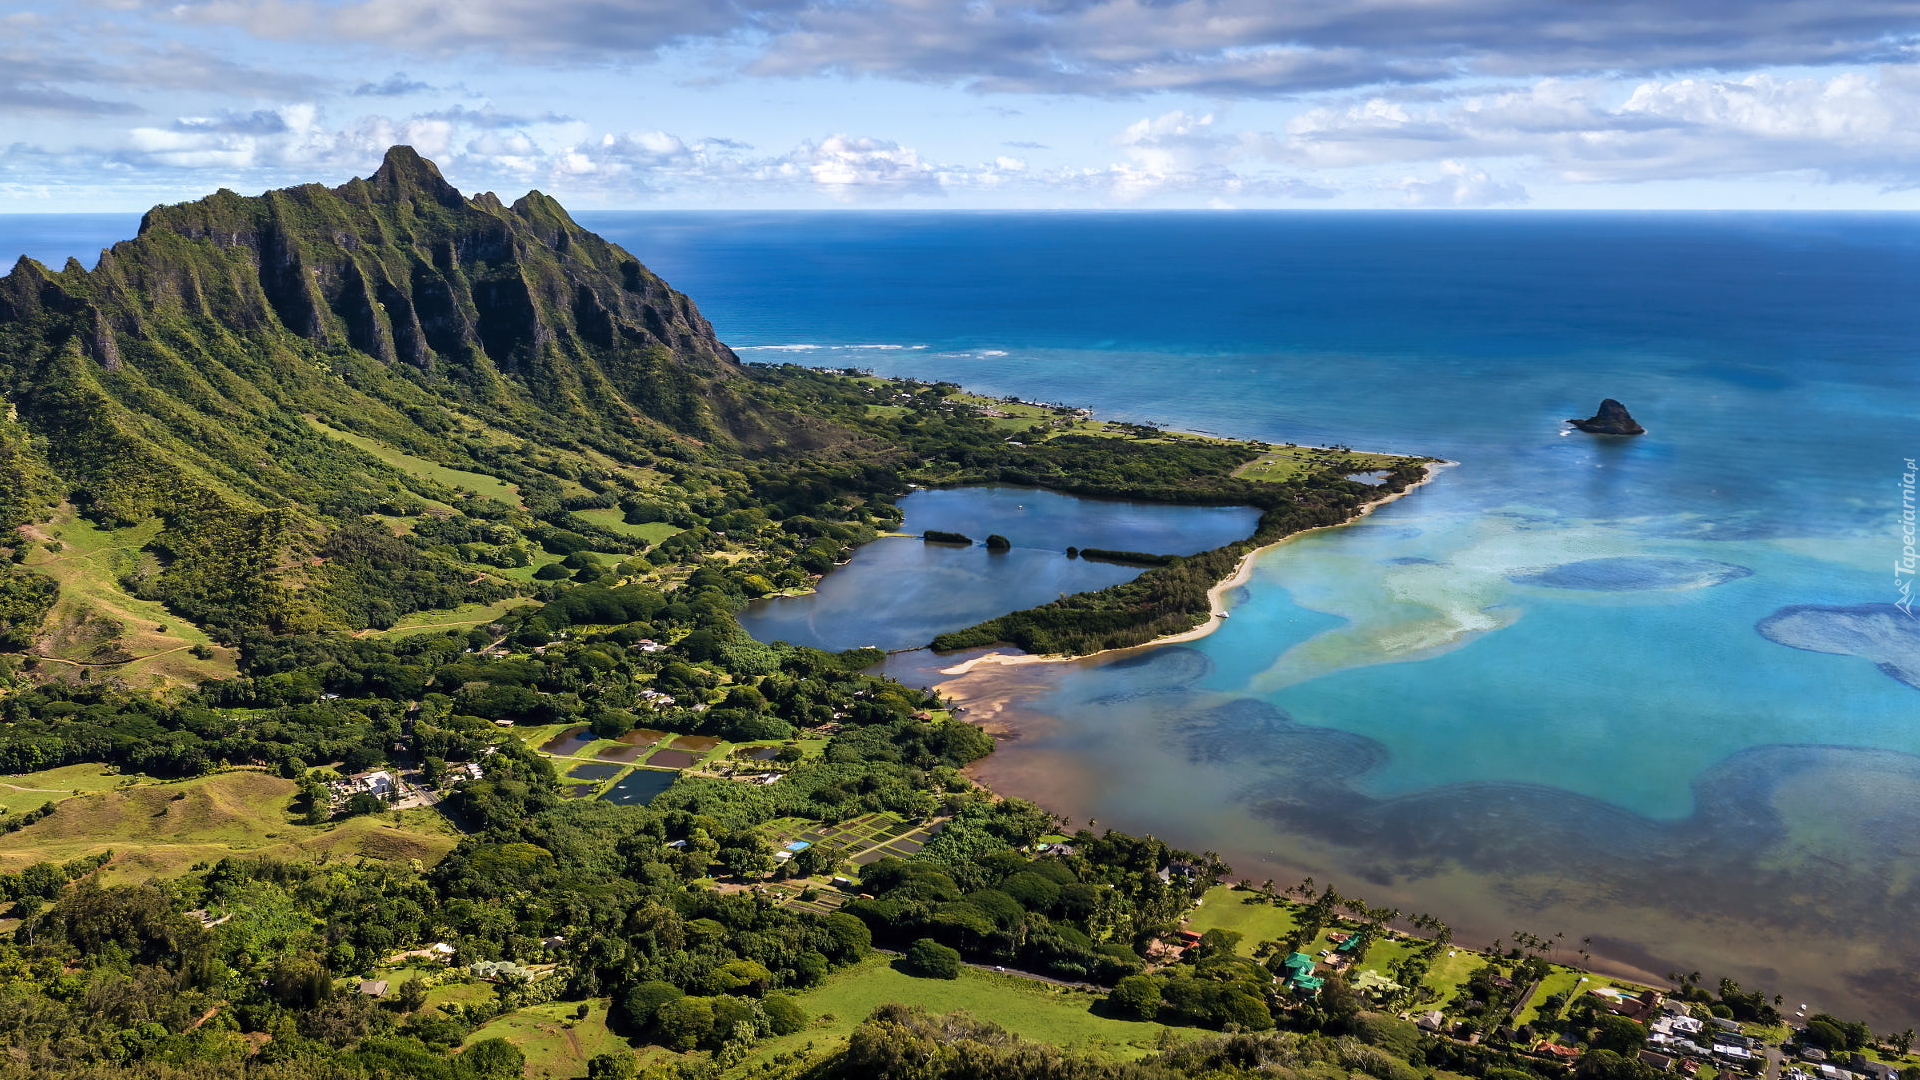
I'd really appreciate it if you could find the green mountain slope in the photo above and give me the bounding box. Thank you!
[0,147,855,646]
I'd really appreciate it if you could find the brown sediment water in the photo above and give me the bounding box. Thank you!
[670,735,723,751]
[890,641,1920,1029]
[538,725,593,755]
[647,749,703,770]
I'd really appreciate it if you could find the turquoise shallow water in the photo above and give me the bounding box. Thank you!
[10,211,1920,1022]
[575,211,1920,1022]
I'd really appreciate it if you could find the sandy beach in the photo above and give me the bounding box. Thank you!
[936,457,1456,681]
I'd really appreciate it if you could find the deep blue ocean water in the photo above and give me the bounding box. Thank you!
[8,209,1920,1022]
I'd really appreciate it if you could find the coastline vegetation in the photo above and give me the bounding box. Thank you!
[932,461,1430,655]
[0,150,1876,1079]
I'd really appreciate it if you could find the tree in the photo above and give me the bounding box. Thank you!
[463,1037,525,1079]
[1109,975,1164,1021]
[395,977,429,1013]
[704,959,773,996]
[718,841,775,880]
[904,938,962,979]
[654,996,715,1050]
[1576,1049,1660,1080]
[763,993,808,1036]
[587,1052,639,1080]
[820,912,872,960]
[621,980,686,1029]
[1591,1014,1649,1054]
[1216,987,1275,1032]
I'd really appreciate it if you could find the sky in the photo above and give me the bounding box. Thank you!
[10,0,1920,210]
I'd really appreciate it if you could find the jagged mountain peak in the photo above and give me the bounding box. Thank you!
[363,144,464,205]
[0,148,856,642]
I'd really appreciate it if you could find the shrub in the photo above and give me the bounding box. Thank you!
[763,993,808,1036]
[1109,974,1163,1021]
[903,938,962,979]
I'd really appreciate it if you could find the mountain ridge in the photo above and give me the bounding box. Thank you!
[0,146,859,648]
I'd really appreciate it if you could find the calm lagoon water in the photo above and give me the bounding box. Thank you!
[11,210,1920,1023]
[581,211,1920,1025]
[738,486,1260,652]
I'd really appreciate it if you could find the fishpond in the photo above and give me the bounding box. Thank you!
[738,485,1260,652]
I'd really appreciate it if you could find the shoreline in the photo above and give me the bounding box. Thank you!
[936,458,1456,679]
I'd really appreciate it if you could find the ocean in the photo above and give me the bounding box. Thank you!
[7,209,1920,1023]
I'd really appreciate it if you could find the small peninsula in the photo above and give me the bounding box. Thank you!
[0,148,1840,1080]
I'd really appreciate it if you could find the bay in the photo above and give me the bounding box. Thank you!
[9,209,1920,1024]
[581,210,1920,1026]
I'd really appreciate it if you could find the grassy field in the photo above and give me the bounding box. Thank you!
[570,508,682,546]
[423,979,498,1014]
[306,418,520,506]
[745,954,1184,1067]
[0,771,460,881]
[1185,887,1301,950]
[462,997,632,1079]
[0,763,136,816]
[1232,446,1411,484]
[17,507,237,687]
[366,598,527,639]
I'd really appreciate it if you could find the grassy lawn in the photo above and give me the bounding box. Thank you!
[18,507,237,687]
[1233,447,1410,484]
[1420,946,1488,1008]
[367,598,526,639]
[462,997,630,1080]
[570,508,682,546]
[1516,968,1595,1026]
[745,955,1185,1067]
[491,554,569,585]
[1185,886,1300,952]
[306,417,520,506]
[0,771,460,882]
[424,980,498,1014]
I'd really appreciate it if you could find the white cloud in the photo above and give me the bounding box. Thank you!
[1279,67,1920,186]
[1398,160,1528,206]
[122,104,454,171]
[1059,109,1336,202]
[796,135,942,200]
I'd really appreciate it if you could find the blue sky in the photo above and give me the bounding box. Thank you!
[10,0,1920,210]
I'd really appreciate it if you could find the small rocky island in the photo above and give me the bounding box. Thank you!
[1568,398,1646,435]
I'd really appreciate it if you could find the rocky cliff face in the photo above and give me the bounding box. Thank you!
[0,147,842,639]
[1568,398,1646,435]
[2,146,740,426]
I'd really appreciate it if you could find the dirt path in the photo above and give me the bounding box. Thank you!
[29,644,193,668]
